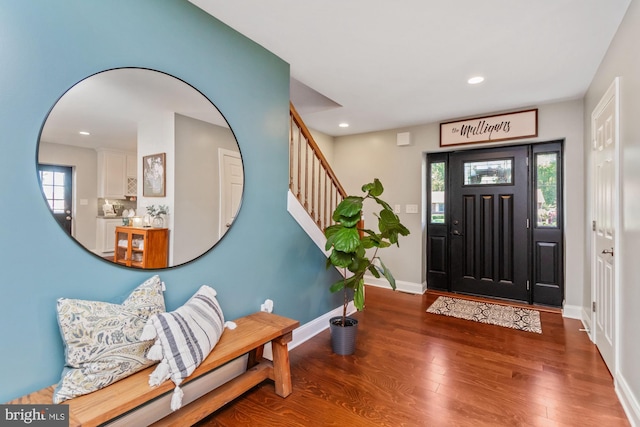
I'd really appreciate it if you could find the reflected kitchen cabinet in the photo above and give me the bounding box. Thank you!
[114,226,168,269]
[97,149,135,199]
[96,218,123,254]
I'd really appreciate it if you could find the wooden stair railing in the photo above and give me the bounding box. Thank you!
[289,102,347,232]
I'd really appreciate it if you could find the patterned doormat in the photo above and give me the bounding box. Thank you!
[426,296,542,334]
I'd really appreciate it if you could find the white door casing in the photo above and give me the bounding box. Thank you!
[219,149,243,239]
[591,77,619,375]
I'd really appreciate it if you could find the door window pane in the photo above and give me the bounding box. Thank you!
[430,162,445,223]
[463,159,512,185]
[536,153,558,227]
[39,169,68,213]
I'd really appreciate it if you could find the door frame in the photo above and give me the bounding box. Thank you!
[37,163,73,236]
[589,77,621,373]
[426,140,565,306]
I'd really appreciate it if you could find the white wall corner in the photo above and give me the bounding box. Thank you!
[263,300,356,360]
[287,190,328,255]
[561,304,583,320]
[616,374,640,427]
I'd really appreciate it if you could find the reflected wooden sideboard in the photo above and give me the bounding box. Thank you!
[113,226,168,269]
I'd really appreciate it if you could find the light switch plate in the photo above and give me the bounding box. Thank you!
[406,204,419,214]
[394,204,401,214]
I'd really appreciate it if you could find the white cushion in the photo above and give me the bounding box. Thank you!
[141,285,225,410]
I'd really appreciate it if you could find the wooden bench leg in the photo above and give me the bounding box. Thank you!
[271,331,293,397]
[247,344,264,369]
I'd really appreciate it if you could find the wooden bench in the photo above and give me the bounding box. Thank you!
[9,311,299,426]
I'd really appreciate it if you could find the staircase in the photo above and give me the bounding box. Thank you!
[287,102,346,252]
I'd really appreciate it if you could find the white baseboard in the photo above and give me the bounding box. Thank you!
[364,275,426,294]
[581,308,594,342]
[616,374,640,427]
[561,304,583,320]
[263,301,356,360]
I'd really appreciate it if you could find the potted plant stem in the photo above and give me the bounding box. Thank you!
[324,178,410,354]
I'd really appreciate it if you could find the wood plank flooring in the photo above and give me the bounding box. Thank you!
[197,286,629,426]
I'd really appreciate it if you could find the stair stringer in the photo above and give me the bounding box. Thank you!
[287,189,329,255]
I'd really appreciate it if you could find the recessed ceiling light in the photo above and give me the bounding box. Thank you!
[338,123,349,128]
[468,76,485,85]
[79,131,90,135]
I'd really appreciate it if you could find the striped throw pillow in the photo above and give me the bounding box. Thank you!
[140,285,226,410]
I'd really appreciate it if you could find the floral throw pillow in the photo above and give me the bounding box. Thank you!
[53,275,166,403]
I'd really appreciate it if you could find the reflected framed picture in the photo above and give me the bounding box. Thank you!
[142,153,166,197]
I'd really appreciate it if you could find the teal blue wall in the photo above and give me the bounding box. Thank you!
[0,0,340,402]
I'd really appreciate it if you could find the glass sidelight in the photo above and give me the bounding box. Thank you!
[430,162,445,223]
[535,152,558,227]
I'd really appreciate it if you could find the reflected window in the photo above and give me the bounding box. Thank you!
[430,162,445,224]
[39,165,71,214]
[536,153,558,227]
[464,159,512,185]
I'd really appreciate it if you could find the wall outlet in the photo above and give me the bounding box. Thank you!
[260,299,273,313]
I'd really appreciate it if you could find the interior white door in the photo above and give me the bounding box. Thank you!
[591,79,618,374]
[219,149,243,238]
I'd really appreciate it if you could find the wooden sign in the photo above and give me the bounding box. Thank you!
[440,109,538,147]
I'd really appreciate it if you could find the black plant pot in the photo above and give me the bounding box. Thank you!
[329,316,358,355]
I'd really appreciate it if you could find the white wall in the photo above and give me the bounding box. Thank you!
[38,141,98,250]
[330,99,585,308]
[138,112,176,262]
[173,114,239,265]
[583,0,640,423]
[310,129,335,164]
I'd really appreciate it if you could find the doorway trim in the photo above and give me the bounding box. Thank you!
[588,77,621,376]
[426,140,565,307]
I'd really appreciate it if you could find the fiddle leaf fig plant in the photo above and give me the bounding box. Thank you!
[324,179,410,325]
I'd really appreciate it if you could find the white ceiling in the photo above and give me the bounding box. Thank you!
[190,0,631,137]
[40,69,227,151]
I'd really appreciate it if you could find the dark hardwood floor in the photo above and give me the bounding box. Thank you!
[197,286,629,426]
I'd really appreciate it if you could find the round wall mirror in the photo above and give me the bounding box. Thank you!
[37,68,243,268]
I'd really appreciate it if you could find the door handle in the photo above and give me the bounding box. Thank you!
[601,248,614,256]
[451,230,463,236]
[65,216,72,220]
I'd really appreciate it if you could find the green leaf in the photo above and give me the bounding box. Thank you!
[331,228,361,253]
[379,208,400,228]
[333,197,363,221]
[324,226,339,250]
[324,224,340,239]
[342,274,363,290]
[348,255,369,273]
[367,264,381,278]
[353,278,365,310]
[329,279,345,293]
[372,195,392,211]
[379,259,397,290]
[362,178,384,197]
[336,214,361,228]
[329,250,353,268]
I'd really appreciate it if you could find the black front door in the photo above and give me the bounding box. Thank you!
[449,145,529,302]
[38,164,73,236]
